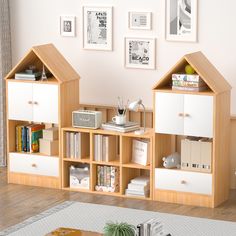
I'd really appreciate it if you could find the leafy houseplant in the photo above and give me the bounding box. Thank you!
[103,222,136,236]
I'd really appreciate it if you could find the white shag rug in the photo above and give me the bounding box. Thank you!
[1,201,236,236]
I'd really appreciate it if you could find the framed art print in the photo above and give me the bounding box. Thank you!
[125,37,156,69]
[83,6,113,50]
[129,12,152,30]
[60,15,76,37]
[166,0,197,42]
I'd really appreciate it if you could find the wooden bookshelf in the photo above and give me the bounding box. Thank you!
[61,127,154,200]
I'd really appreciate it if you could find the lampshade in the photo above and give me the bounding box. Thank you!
[128,99,142,112]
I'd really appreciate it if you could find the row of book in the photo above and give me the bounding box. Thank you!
[95,165,119,192]
[137,218,164,236]
[65,132,89,159]
[15,124,45,153]
[172,73,207,92]
[125,176,150,197]
[94,134,117,162]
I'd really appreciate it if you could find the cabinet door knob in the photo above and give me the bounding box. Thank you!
[180,180,187,184]
[178,113,184,117]
[31,163,37,168]
[28,101,33,104]
[184,113,190,117]
[33,101,38,105]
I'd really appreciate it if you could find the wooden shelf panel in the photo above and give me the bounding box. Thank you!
[155,167,212,174]
[63,187,91,193]
[122,163,151,170]
[92,160,120,166]
[62,127,91,133]
[7,76,58,84]
[63,158,91,163]
[9,151,59,158]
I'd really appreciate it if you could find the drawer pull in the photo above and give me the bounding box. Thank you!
[28,101,33,105]
[31,163,37,168]
[184,113,190,117]
[33,101,38,105]
[180,180,187,184]
[178,113,184,117]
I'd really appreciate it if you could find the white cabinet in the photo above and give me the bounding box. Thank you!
[155,92,213,138]
[155,168,212,195]
[8,81,58,124]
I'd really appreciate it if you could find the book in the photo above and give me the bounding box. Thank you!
[102,135,116,162]
[172,85,207,92]
[132,139,150,166]
[172,73,202,82]
[66,132,70,158]
[31,124,45,152]
[127,182,149,192]
[172,80,206,88]
[131,176,150,185]
[15,71,42,80]
[125,189,150,197]
[102,121,140,133]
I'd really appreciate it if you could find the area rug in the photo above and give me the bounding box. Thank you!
[1,201,236,236]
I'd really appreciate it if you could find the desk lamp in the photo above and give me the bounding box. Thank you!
[128,99,146,134]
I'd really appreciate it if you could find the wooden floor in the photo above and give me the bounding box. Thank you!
[1,167,236,231]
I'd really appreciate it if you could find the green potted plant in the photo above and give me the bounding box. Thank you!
[103,221,136,236]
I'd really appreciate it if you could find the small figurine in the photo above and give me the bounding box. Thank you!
[41,64,47,81]
[162,152,181,169]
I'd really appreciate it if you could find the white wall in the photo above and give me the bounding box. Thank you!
[10,0,236,113]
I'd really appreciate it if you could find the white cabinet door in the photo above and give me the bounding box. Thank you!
[184,95,213,138]
[33,84,58,123]
[155,92,184,135]
[8,81,33,121]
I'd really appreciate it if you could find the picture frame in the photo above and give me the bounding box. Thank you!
[83,6,113,51]
[128,12,152,30]
[166,0,198,42]
[60,15,76,37]
[125,37,156,70]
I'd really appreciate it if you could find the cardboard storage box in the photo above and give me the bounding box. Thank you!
[39,138,59,156]
[43,127,58,141]
[181,138,212,173]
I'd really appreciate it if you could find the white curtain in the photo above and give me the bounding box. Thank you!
[0,0,11,166]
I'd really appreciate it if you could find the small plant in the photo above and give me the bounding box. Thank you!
[103,221,136,236]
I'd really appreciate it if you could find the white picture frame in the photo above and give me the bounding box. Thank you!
[60,15,76,37]
[166,0,198,42]
[125,37,156,70]
[128,12,152,30]
[83,6,113,51]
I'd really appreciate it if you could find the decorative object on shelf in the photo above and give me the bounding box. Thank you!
[70,164,90,189]
[15,66,42,81]
[83,6,113,51]
[41,64,47,81]
[132,139,150,166]
[112,115,126,125]
[103,222,136,236]
[162,152,181,169]
[128,12,152,30]
[185,64,195,74]
[166,0,198,42]
[128,98,146,134]
[72,110,102,129]
[137,218,164,236]
[60,15,76,37]
[125,37,156,69]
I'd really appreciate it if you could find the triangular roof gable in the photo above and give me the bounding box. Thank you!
[5,44,80,83]
[153,51,231,94]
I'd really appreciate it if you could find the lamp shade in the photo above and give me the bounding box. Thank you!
[128,99,142,112]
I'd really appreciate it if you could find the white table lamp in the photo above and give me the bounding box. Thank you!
[128,99,146,134]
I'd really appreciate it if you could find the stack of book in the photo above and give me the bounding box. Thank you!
[137,218,164,236]
[125,176,150,197]
[94,134,116,162]
[132,139,150,166]
[102,121,140,133]
[172,73,207,92]
[95,165,119,192]
[15,124,45,153]
[65,132,89,159]
[15,68,42,81]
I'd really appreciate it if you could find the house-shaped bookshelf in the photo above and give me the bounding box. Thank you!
[153,51,232,207]
[5,43,80,189]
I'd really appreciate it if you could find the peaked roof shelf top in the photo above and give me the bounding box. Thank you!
[153,51,231,94]
[5,43,80,83]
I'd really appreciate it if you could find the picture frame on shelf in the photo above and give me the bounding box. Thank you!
[166,0,197,42]
[83,6,113,51]
[125,37,156,70]
[128,12,152,30]
[60,15,76,37]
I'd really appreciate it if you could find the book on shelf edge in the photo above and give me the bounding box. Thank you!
[132,139,150,166]
[102,121,140,133]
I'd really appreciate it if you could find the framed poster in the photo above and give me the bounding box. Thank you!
[60,15,76,37]
[166,0,197,42]
[83,6,113,50]
[125,37,156,69]
[128,12,152,30]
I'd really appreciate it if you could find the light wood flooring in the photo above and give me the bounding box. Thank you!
[0,167,236,231]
